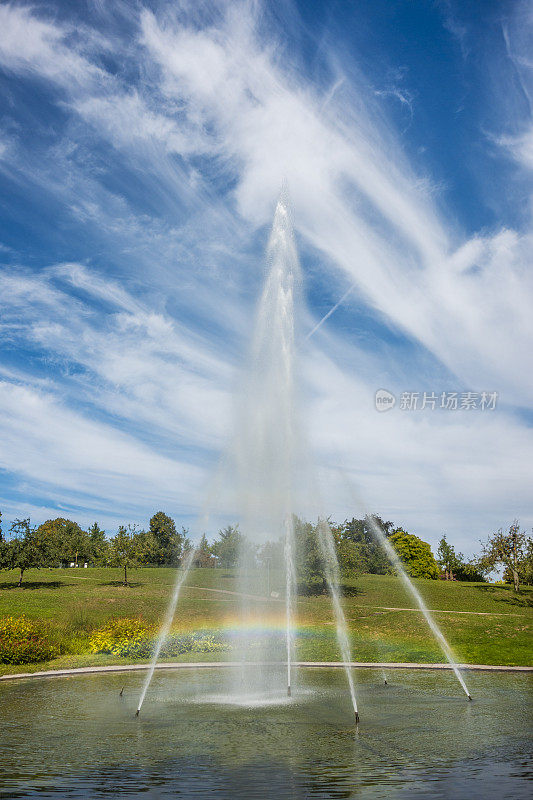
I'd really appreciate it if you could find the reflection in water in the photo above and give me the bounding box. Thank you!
[0,668,531,799]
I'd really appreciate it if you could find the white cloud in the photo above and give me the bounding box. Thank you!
[495,2,533,173]
[0,267,233,449]
[0,377,205,517]
[138,4,533,407]
[52,262,145,314]
[2,261,530,552]
[72,92,212,156]
[511,127,533,169]
[0,1,532,550]
[302,346,533,552]
[0,4,104,89]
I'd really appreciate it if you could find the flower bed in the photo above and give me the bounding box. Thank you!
[0,617,59,664]
[89,618,230,658]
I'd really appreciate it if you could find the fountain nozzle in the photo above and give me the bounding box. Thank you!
[354,711,360,724]
[467,695,472,701]
[287,685,291,697]
[135,709,140,717]
[384,679,387,685]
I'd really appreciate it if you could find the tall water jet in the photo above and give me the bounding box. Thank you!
[226,189,301,701]
[137,190,362,716]
[133,187,471,720]
[223,191,359,716]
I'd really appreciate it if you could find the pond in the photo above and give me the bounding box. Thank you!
[0,667,531,798]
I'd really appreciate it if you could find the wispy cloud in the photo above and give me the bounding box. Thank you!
[137,2,533,405]
[0,266,233,447]
[0,377,205,514]
[497,1,533,173]
[0,3,105,89]
[0,1,531,547]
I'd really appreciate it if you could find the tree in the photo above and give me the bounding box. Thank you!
[294,517,327,594]
[149,512,185,565]
[437,535,460,580]
[182,536,194,562]
[480,521,532,592]
[211,524,243,568]
[389,529,440,579]
[132,529,160,565]
[337,516,394,575]
[1,519,59,586]
[257,539,283,570]
[87,522,109,565]
[508,537,533,586]
[453,560,486,582]
[193,534,215,568]
[437,535,485,582]
[36,518,89,566]
[108,525,141,585]
[336,539,363,578]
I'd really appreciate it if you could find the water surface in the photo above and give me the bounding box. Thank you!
[0,668,530,798]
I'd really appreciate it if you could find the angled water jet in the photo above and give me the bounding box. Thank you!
[338,472,472,701]
[366,513,472,700]
[136,547,196,715]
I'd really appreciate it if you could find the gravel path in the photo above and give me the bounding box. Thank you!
[186,585,525,615]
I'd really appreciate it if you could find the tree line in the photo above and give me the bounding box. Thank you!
[0,511,187,587]
[0,510,531,591]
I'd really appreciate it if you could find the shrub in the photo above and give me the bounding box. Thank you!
[163,631,230,657]
[89,618,230,658]
[88,618,155,657]
[389,529,440,579]
[455,562,486,582]
[0,616,59,664]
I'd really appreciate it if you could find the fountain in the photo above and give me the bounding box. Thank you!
[226,189,301,706]
[1,191,529,800]
[136,188,471,719]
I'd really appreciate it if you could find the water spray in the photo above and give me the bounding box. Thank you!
[135,547,196,716]
[338,473,472,700]
[284,515,295,700]
[228,187,301,704]
[366,514,473,701]
[316,518,360,722]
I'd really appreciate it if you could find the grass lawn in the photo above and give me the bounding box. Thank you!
[0,567,531,674]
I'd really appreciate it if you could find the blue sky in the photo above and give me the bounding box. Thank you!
[0,0,531,553]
